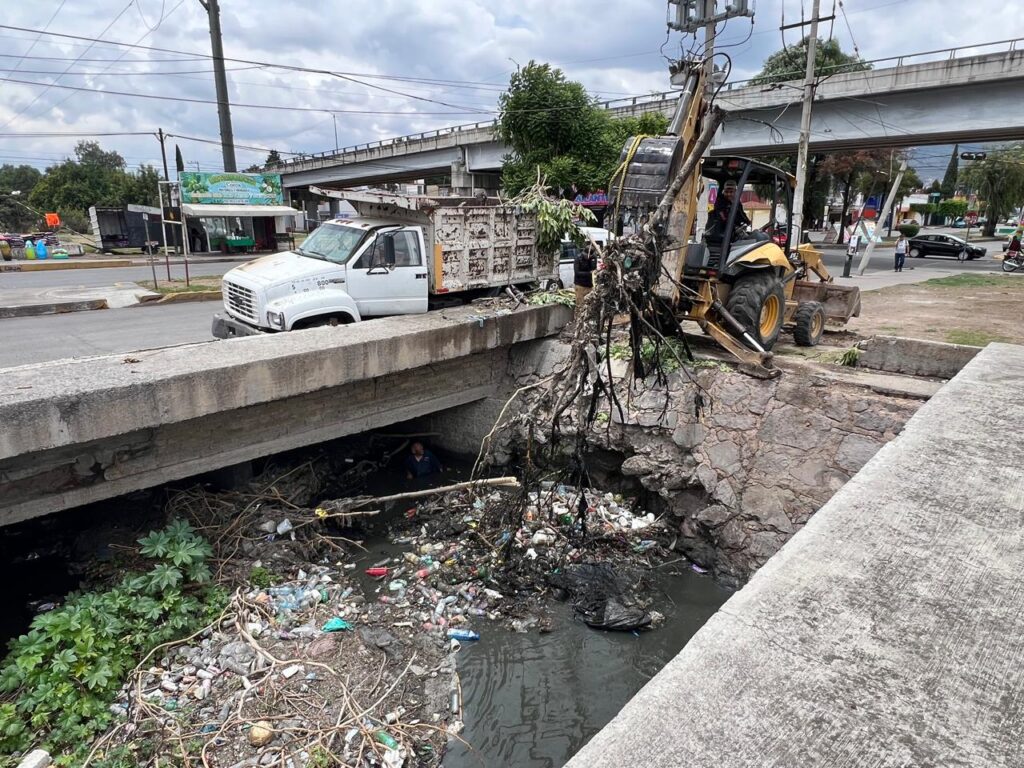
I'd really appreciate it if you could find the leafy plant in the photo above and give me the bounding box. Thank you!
[528,289,574,307]
[837,347,860,367]
[514,177,596,254]
[897,223,920,237]
[609,338,687,373]
[0,522,225,765]
[249,566,277,589]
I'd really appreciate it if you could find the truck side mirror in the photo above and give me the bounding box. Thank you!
[382,233,396,267]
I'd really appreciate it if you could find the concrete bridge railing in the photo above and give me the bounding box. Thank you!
[0,304,570,526]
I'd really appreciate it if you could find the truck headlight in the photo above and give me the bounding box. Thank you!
[267,310,285,329]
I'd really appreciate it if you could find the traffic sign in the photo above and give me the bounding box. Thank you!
[966,211,979,225]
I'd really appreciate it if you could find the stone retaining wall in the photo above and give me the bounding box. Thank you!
[503,340,922,586]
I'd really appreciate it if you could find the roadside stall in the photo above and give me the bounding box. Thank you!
[179,172,298,254]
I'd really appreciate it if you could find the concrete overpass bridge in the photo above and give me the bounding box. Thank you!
[277,40,1024,214]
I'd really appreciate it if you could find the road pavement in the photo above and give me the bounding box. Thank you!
[0,260,238,289]
[0,303,220,368]
[0,249,1006,370]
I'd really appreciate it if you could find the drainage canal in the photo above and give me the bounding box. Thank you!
[1,428,730,768]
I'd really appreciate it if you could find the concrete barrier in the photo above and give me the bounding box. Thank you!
[857,334,982,379]
[565,342,1024,767]
[0,303,570,525]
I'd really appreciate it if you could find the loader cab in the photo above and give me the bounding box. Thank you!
[687,157,795,277]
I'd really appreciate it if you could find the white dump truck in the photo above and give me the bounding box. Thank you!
[212,188,557,338]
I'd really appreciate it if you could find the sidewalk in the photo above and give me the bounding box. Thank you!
[0,282,158,317]
[0,253,253,272]
[832,265,963,291]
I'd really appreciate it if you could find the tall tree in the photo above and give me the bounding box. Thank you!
[497,61,667,195]
[751,37,869,85]
[940,144,959,199]
[29,142,162,221]
[959,145,1024,236]
[818,149,891,241]
[0,164,43,231]
[265,149,282,167]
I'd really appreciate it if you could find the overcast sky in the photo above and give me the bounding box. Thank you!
[1,0,1019,181]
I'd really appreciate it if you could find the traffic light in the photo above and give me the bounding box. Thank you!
[960,152,987,160]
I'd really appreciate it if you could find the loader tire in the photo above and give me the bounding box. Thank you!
[724,272,785,351]
[793,301,826,347]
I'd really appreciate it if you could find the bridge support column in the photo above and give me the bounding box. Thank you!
[450,159,473,196]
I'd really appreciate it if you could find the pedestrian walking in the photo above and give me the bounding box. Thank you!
[573,242,597,312]
[894,234,908,272]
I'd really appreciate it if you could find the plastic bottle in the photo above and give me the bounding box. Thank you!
[24,239,35,260]
[35,240,48,260]
[447,629,480,641]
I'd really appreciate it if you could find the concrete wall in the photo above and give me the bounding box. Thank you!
[0,305,570,525]
[856,335,982,379]
[565,342,1024,767]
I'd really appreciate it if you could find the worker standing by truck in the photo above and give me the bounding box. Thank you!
[573,243,597,312]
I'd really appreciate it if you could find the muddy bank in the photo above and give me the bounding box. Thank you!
[495,340,922,587]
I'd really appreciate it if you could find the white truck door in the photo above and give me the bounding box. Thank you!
[346,228,428,316]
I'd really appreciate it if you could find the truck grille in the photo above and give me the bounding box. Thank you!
[224,280,258,322]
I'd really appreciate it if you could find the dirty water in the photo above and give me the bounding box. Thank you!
[352,536,730,768]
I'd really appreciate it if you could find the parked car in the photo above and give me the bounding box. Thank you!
[952,218,966,228]
[908,234,986,260]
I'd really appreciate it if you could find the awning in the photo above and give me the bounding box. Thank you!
[182,203,299,217]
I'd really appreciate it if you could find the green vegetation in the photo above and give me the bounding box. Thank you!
[923,274,1012,288]
[498,61,669,196]
[28,142,161,228]
[945,329,1012,347]
[516,186,596,252]
[139,277,222,295]
[0,521,227,765]
[897,223,920,237]
[959,145,1024,236]
[528,289,575,307]
[610,338,689,373]
[249,566,278,589]
[751,37,869,85]
[837,347,860,367]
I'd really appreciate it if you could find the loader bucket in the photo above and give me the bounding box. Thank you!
[792,280,862,324]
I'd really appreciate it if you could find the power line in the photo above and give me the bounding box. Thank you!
[0,2,136,131]
[4,0,69,76]
[26,0,187,128]
[0,75,486,115]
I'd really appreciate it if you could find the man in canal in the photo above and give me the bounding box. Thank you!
[405,441,443,482]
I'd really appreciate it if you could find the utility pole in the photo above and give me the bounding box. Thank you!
[157,128,170,181]
[858,159,907,275]
[199,0,236,172]
[791,0,821,248]
[332,114,339,153]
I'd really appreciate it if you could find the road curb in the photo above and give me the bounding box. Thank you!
[1,260,127,272]
[139,290,222,305]
[0,299,108,318]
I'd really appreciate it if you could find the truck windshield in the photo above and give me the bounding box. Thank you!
[295,223,367,264]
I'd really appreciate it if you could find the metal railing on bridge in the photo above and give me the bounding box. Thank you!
[270,37,1022,172]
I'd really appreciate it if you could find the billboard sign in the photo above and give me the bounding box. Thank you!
[179,172,284,205]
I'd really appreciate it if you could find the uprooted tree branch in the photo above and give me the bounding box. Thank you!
[479,106,726,473]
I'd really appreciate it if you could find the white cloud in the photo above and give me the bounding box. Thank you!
[1,0,1019,178]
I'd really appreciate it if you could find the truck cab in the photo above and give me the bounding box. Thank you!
[213,219,429,337]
